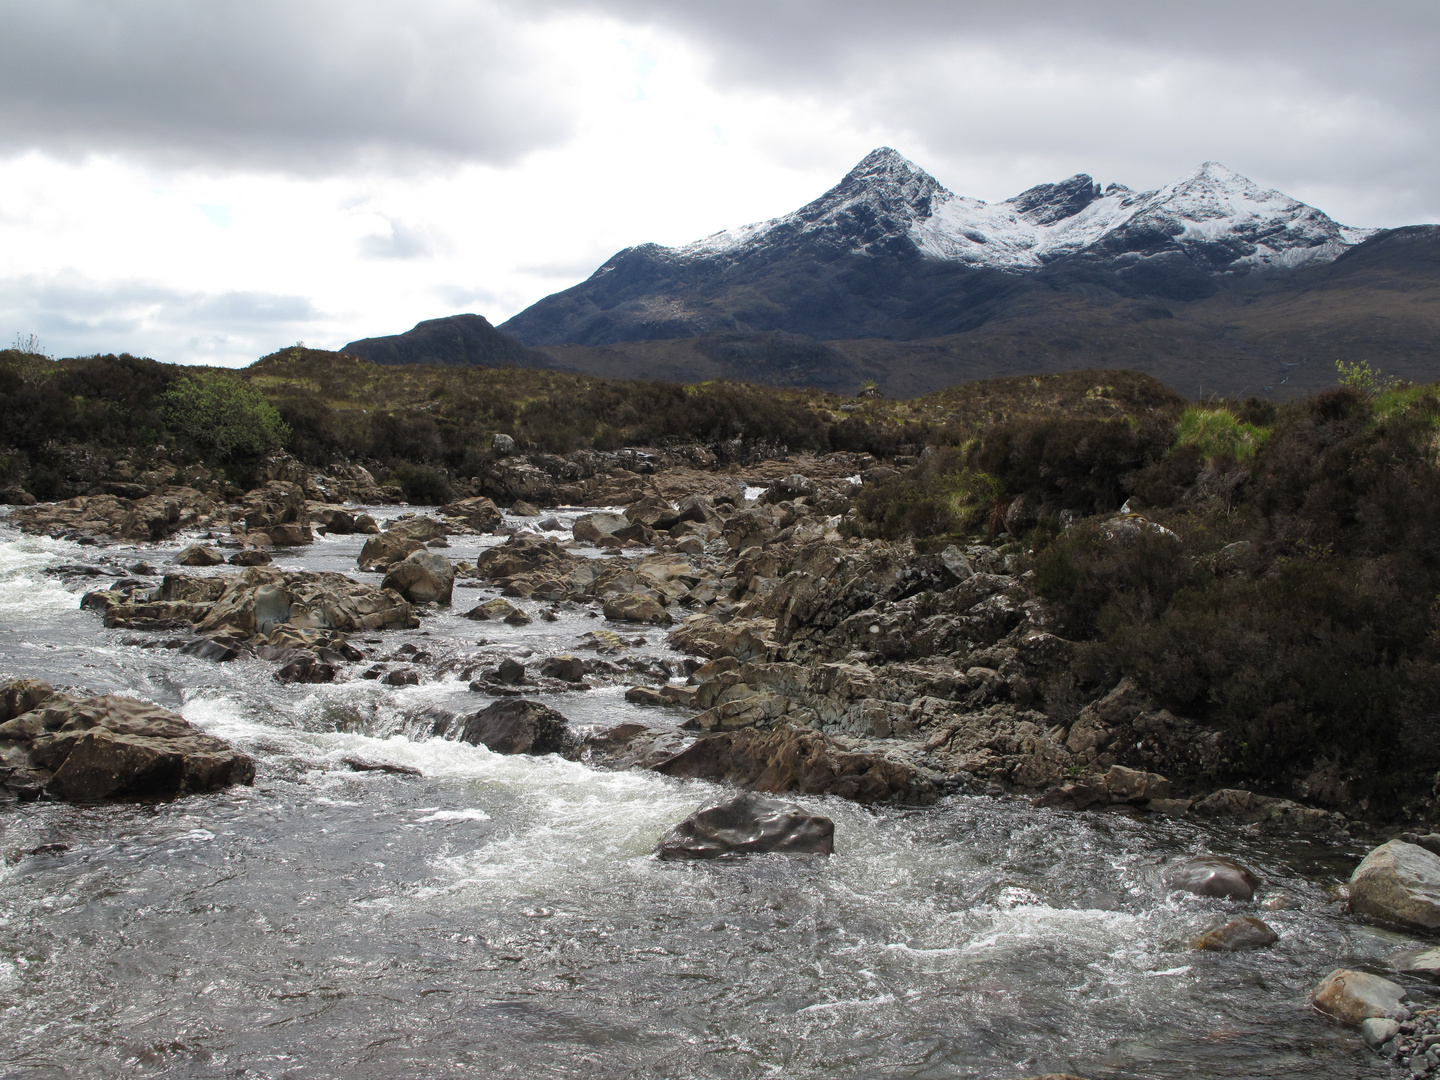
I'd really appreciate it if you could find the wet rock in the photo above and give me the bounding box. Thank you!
[342,756,422,777]
[573,512,629,544]
[1389,945,1440,982]
[1163,856,1260,901]
[381,551,456,606]
[536,516,563,531]
[653,725,936,805]
[496,658,526,685]
[0,691,254,802]
[603,594,672,626]
[357,533,425,572]
[1348,840,1440,931]
[1190,916,1279,952]
[353,513,381,534]
[539,656,585,682]
[1311,969,1410,1025]
[1,678,56,722]
[510,499,540,516]
[1189,788,1338,832]
[457,699,573,755]
[656,792,834,860]
[382,668,419,686]
[465,598,521,622]
[228,549,273,566]
[1360,1017,1401,1049]
[275,657,337,684]
[174,544,225,567]
[178,637,238,663]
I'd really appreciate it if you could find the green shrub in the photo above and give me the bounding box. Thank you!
[162,370,289,474]
[1173,406,1270,461]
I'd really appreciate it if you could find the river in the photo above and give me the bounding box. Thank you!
[0,511,1418,1078]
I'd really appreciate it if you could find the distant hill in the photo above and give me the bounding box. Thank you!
[342,313,551,370]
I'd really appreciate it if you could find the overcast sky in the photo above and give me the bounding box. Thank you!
[1,0,1436,366]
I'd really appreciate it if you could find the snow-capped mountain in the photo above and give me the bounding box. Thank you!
[682,148,1371,272]
[498,149,1379,347]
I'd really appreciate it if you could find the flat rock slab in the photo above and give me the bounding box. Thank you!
[1348,839,1440,932]
[656,792,834,860]
[1389,945,1440,982]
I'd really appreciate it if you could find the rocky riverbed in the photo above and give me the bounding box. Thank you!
[1,451,1437,1078]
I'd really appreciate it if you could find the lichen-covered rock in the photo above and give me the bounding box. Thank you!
[656,793,834,860]
[1348,840,1440,931]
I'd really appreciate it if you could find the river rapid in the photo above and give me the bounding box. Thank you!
[0,511,1423,1079]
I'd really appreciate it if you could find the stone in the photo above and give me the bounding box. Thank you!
[1,692,253,802]
[275,657,336,684]
[381,551,456,606]
[492,432,516,455]
[382,668,419,686]
[1389,946,1440,982]
[228,549,273,566]
[174,544,225,567]
[1,678,55,722]
[465,598,521,622]
[441,496,503,533]
[510,499,540,516]
[1361,1017,1402,1049]
[653,726,935,805]
[357,533,425,571]
[762,474,816,504]
[457,699,572,755]
[539,656,586,682]
[1163,856,1260,901]
[669,614,768,661]
[1104,765,1173,802]
[1401,832,1440,857]
[264,522,313,546]
[1311,969,1409,1025]
[1190,916,1279,952]
[656,792,834,860]
[496,658,526,685]
[385,515,447,542]
[939,545,974,581]
[603,594,672,626]
[573,512,629,544]
[1349,840,1440,931]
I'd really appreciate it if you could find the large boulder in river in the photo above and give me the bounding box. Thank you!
[1348,839,1440,931]
[656,793,834,860]
[174,544,225,567]
[602,593,671,626]
[194,567,418,638]
[1163,856,1260,901]
[573,512,629,544]
[653,726,936,805]
[441,496,503,533]
[357,533,425,571]
[0,691,254,802]
[384,515,447,542]
[1310,969,1410,1025]
[381,550,455,605]
[456,699,573,755]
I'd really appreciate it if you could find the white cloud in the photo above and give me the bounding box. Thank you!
[0,0,1434,366]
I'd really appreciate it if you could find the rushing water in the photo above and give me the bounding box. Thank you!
[0,512,1429,1079]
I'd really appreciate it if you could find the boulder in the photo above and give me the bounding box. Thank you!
[511,499,540,516]
[357,533,425,572]
[0,691,254,802]
[174,544,225,567]
[385,515,447,542]
[761,474,816,504]
[1310,969,1409,1025]
[1389,945,1440,982]
[465,598,522,622]
[264,522,313,546]
[381,551,456,605]
[457,699,572,755]
[1103,765,1173,802]
[540,656,586,682]
[1163,856,1260,901]
[1,678,56,721]
[492,433,516,455]
[653,726,936,805]
[603,594,672,626]
[441,496,503,533]
[1348,839,1440,931]
[194,568,417,638]
[495,658,526,685]
[669,614,769,661]
[228,549,273,566]
[656,792,834,860]
[573,512,629,544]
[1190,916,1278,952]
[1360,1017,1401,1049]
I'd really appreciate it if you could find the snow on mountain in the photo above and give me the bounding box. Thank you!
[672,148,1373,274]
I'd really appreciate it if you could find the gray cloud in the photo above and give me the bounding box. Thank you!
[360,219,444,260]
[0,275,323,365]
[0,1,572,173]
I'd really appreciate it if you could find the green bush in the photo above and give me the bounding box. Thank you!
[162,370,289,476]
[1173,406,1270,461]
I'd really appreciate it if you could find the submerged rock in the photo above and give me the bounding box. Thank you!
[0,686,254,802]
[1190,915,1278,952]
[1310,968,1409,1025]
[656,792,834,860]
[1163,856,1260,901]
[1348,839,1440,932]
[1389,945,1440,981]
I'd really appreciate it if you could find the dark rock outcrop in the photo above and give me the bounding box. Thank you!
[456,700,574,756]
[1163,856,1260,901]
[656,792,834,860]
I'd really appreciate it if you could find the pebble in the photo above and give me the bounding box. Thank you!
[1374,1007,1440,1073]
